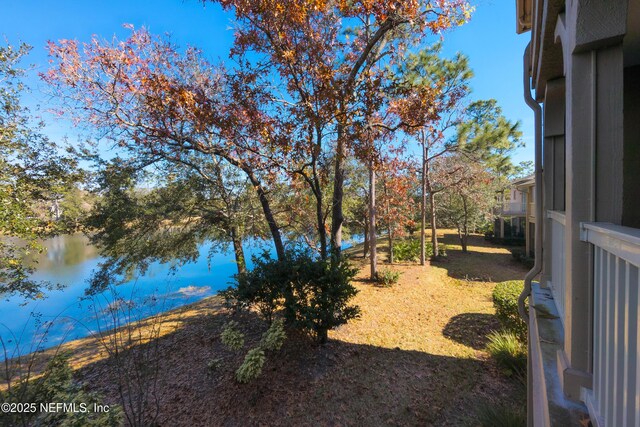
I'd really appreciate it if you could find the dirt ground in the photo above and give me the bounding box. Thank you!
[27,232,530,426]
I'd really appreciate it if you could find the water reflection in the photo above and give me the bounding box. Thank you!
[0,234,244,359]
[0,234,362,359]
[25,234,99,271]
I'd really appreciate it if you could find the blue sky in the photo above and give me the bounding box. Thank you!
[1,0,534,164]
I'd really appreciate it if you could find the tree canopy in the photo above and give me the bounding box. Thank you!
[0,42,81,299]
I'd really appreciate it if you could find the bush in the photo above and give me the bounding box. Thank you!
[511,249,535,269]
[220,321,245,351]
[220,318,286,383]
[228,250,291,321]
[492,280,527,342]
[476,401,526,427]
[393,238,446,262]
[376,269,400,287]
[207,358,222,372]
[232,249,360,343]
[393,238,421,262]
[438,244,448,257]
[260,318,286,351]
[0,353,123,427]
[486,331,527,379]
[235,348,266,383]
[477,222,494,236]
[287,253,360,343]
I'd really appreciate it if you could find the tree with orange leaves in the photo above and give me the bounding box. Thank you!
[42,0,474,283]
[43,28,289,264]
[377,155,419,264]
[211,0,473,260]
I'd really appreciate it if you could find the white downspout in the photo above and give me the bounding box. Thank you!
[518,43,543,323]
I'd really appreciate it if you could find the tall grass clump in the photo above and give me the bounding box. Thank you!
[376,269,401,287]
[476,402,526,427]
[492,280,527,342]
[485,331,527,380]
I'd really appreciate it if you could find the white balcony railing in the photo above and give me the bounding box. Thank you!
[581,222,640,427]
[496,201,527,216]
[547,210,566,323]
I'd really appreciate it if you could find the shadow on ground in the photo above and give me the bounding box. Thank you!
[435,234,530,283]
[68,301,513,427]
[442,313,499,350]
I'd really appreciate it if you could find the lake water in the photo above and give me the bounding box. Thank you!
[0,234,360,359]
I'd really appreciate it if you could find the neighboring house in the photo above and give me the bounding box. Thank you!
[517,177,536,258]
[516,0,640,426]
[495,175,536,256]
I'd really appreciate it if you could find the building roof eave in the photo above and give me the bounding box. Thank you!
[516,0,533,34]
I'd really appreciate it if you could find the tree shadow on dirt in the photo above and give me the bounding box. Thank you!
[442,313,499,350]
[435,234,530,283]
[66,301,498,427]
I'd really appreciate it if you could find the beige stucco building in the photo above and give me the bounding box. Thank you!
[495,175,536,255]
[516,0,640,425]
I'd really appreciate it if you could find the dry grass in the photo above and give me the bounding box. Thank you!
[10,230,530,426]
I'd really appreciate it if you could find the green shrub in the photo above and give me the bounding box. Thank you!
[393,238,421,262]
[476,402,526,427]
[207,358,222,372]
[0,353,123,427]
[492,280,527,342]
[231,250,291,321]
[511,249,535,269]
[486,331,527,379]
[235,348,266,383]
[393,238,447,262]
[438,244,448,257]
[220,319,286,383]
[234,249,360,343]
[260,318,286,351]
[376,269,401,287]
[478,222,494,236]
[220,321,245,351]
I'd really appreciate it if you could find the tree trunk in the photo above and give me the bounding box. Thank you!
[420,141,427,266]
[230,225,246,274]
[429,192,439,257]
[363,216,369,259]
[317,328,328,344]
[462,195,469,253]
[313,125,328,260]
[386,193,393,264]
[221,155,285,261]
[369,163,377,279]
[330,126,346,261]
[245,170,285,260]
[314,186,327,260]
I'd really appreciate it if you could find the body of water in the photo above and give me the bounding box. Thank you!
[0,234,361,359]
[0,234,250,359]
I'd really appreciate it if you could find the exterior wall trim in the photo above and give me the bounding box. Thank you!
[580,222,640,266]
[583,390,604,427]
[547,209,566,226]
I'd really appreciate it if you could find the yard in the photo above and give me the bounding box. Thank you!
[23,232,529,426]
